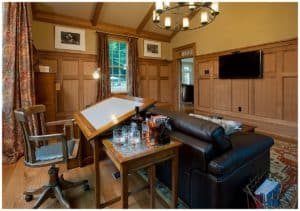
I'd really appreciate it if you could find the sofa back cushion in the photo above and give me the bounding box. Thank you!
[148,107,232,153]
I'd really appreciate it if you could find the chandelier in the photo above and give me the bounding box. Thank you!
[152,1,219,31]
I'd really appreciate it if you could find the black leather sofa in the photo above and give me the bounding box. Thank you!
[148,108,274,208]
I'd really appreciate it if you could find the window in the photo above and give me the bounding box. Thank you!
[108,39,128,93]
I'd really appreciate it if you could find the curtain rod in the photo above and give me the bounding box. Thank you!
[96,30,139,39]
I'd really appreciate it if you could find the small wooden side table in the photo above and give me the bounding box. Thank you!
[102,139,182,208]
[241,124,257,133]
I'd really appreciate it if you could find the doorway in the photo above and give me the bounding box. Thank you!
[179,57,194,113]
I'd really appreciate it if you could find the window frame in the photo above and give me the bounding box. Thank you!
[108,35,129,94]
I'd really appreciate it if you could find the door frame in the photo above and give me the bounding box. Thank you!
[172,43,196,111]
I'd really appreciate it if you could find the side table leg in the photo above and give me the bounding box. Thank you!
[121,165,128,208]
[171,149,179,208]
[148,165,156,208]
[92,139,101,208]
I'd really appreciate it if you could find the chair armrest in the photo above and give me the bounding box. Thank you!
[29,133,66,142]
[45,119,74,126]
[46,119,75,139]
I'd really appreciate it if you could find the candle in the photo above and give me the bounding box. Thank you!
[201,11,208,24]
[152,10,160,23]
[165,16,171,29]
[183,17,189,29]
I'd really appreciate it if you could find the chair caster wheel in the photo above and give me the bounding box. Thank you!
[25,194,33,202]
[83,183,90,191]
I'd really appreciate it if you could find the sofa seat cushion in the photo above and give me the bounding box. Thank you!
[148,107,232,153]
[208,132,274,176]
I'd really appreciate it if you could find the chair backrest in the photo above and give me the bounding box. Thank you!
[14,104,47,164]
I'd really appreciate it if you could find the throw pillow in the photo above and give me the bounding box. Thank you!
[189,113,242,135]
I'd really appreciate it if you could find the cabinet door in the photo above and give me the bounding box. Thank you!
[212,79,231,111]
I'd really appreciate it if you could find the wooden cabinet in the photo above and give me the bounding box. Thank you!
[35,72,56,132]
[138,58,172,109]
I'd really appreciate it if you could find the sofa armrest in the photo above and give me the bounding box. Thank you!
[171,131,217,172]
[208,132,274,176]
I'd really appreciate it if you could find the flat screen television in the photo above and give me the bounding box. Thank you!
[219,50,263,79]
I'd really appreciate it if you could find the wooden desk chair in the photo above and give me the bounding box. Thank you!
[14,105,89,208]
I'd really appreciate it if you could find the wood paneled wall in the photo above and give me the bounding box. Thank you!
[38,51,98,119]
[194,39,298,141]
[138,58,173,109]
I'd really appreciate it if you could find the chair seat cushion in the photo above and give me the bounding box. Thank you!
[35,140,75,161]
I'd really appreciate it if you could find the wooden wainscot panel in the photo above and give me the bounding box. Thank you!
[254,78,277,119]
[212,79,231,111]
[160,65,169,78]
[198,61,212,78]
[148,65,158,79]
[63,80,79,112]
[198,79,210,109]
[83,80,98,108]
[283,77,297,122]
[160,80,170,103]
[139,79,148,98]
[83,61,97,76]
[62,60,79,77]
[263,50,276,74]
[139,64,147,79]
[232,79,249,114]
[39,58,58,73]
[282,46,298,73]
[149,79,158,100]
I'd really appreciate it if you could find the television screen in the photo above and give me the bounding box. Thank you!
[219,50,263,79]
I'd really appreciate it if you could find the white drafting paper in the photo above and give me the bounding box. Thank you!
[81,97,143,129]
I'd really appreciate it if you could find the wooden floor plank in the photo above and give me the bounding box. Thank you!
[2,157,165,209]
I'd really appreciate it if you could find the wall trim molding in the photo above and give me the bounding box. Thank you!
[195,38,297,60]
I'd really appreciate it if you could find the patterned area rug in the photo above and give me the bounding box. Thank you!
[269,139,298,208]
[138,139,298,208]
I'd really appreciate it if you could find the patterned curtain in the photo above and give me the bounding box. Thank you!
[96,32,111,101]
[2,3,36,163]
[128,37,139,96]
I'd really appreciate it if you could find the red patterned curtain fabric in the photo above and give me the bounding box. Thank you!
[2,3,36,163]
[96,32,111,101]
[128,37,139,96]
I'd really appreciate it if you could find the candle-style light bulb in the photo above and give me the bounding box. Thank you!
[182,17,189,29]
[200,11,208,24]
[164,0,170,8]
[165,16,171,29]
[152,10,160,23]
[211,2,219,15]
[189,1,195,11]
[155,1,163,13]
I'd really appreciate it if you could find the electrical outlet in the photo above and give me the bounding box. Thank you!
[238,107,242,112]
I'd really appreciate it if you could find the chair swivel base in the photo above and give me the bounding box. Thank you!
[23,166,89,209]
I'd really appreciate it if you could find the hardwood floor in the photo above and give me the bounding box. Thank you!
[2,157,165,208]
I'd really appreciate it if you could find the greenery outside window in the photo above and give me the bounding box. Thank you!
[108,39,128,93]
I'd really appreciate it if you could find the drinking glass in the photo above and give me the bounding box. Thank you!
[113,128,122,145]
[130,130,141,146]
[121,126,129,145]
[142,121,149,142]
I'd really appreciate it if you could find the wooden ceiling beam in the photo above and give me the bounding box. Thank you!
[33,11,170,42]
[169,10,199,40]
[92,3,103,26]
[136,3,155,34]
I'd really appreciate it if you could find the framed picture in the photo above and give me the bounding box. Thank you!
[55,26,86,51]
[144,40,161,58]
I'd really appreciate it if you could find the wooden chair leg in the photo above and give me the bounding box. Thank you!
[32,187,51,209]
[54,186,70,208]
